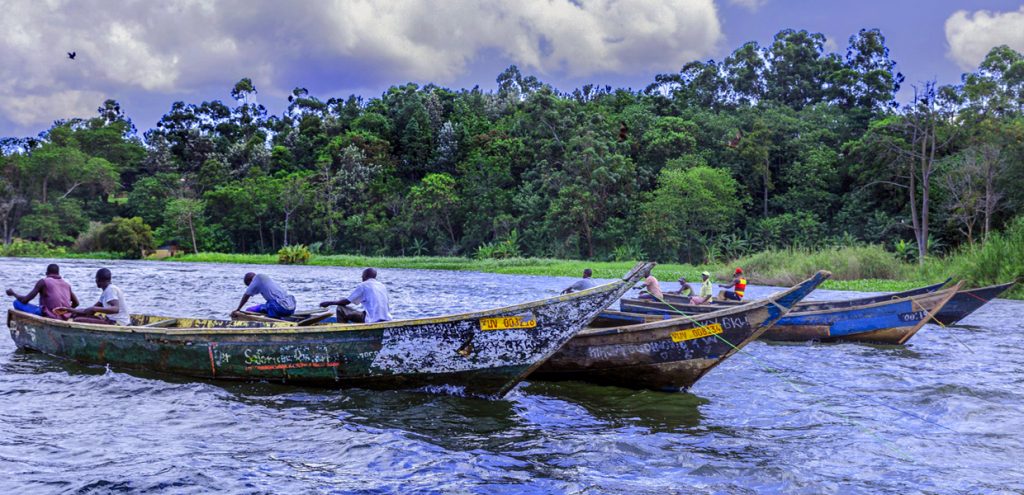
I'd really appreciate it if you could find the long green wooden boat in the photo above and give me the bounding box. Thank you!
[530,271,831,391]
[6,262,654,398]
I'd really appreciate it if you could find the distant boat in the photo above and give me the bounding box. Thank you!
[6,262,654,398]
[658,277,952,313]
[657,277,1012,329]
[620,282,962,345]
[530,271,830,391]
[930,281,1016,326]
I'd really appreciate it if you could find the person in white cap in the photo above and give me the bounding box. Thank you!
[690,271,714,305]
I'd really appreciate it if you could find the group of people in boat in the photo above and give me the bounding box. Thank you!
[233,267,393,323]
[6,264,393,325]
[562,267,747,304]
[10,263,746,325]
[5,264,131,325]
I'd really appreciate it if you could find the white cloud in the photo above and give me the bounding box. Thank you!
[945,6,1024,70]
[0,0,723,133]
[822,35,839,54]
[727,0,767,12]
[0,90,106,127]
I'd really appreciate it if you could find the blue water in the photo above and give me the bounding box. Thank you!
[1,258,1022,493]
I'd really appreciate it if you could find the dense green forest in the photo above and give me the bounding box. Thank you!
[1,29,1022,264]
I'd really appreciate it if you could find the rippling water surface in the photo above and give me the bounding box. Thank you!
[1,258,1022,494]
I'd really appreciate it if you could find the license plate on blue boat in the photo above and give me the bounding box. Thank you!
[480,315,537,331]
[670,323,723,342]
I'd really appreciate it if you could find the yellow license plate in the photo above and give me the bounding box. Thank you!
[670,323,724,343]
[479,315,537,331]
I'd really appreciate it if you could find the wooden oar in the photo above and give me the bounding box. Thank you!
[142,318,177,328]
[296,311,333,326]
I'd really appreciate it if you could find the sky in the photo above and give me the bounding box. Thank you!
[0,0,1022,138]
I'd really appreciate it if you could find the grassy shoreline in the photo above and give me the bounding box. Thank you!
[157,252,960,294]
[3,248,1016,298]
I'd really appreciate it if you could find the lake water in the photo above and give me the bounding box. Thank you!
[1,258,1021,494]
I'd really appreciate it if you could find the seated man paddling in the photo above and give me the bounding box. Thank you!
[561,268,599,294]
[690,271,714,305]
[636,275,663,301]
[235,272,297,318]
[320,268,393,323]
[668,276,693,297]
[6,263,79,319]
[718,267,747,301]
[59,268,131,325]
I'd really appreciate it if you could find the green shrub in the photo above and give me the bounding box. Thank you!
[611,242,647,262]
[751,212,827,250]
[278,244,312,264]
[0,239,67,257]
[893,239,917,263]
[72,222,106,253]
[923,217,1024,296]
[475,230,522,260]
[99,217,156,259]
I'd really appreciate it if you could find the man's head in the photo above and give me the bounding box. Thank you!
[95,268,112,289]
[362,268,377,281]
[46,264,60,276]
[735,267,743,275]
[243,272,256,286]
[678,276,687,284]
[583,268,592,278]
[701,271,710,280]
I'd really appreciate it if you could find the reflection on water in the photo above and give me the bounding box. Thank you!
[1,258,1023,493]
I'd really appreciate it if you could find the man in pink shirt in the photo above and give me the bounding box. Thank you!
[6,264,79,319]
[636,275,663,301]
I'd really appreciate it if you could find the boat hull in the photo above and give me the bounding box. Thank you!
[932,282,1015,326]
[656,277,951,314]
[6,262,653,398]
[532,271,830,391]
[621,284,961,345]
[766,284,960,344]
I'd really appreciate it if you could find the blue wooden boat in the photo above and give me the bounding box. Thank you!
[658,277,952,313]
[620,282,962,345]
[529,271,830,391]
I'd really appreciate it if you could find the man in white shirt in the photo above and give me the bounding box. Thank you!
[61,268,131,326]
[320,268,393,323]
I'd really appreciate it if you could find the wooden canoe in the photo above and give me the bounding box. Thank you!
[930,281,1016,326]
[5,262,654,398]
[622,282,962,345]
[657,277,952,313]
[529,270,831,391]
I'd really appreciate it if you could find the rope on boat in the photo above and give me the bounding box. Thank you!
[767,298,789,316]
[911,297,974,354]
[648,293,959,441]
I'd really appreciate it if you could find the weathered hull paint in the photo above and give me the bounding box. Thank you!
[931,282,1015,326]
[532,271,830,391]
[6,262,654,398]
[621,283,962,345]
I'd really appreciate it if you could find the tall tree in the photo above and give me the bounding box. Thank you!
[164,198,205,253]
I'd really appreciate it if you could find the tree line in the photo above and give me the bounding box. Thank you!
[1,28,1022,264]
